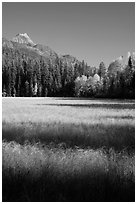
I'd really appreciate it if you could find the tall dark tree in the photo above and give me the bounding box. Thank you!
[98,62,107,79]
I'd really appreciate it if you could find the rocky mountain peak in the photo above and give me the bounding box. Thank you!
[12,33,36,46]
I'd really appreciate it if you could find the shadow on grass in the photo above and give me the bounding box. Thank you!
[53,97,135,103]
[3,166,135,202]
[36,103,135,109]
[104,115,134,120]
[2,121,135,151]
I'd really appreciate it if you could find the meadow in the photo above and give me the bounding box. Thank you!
[2,97,135,201]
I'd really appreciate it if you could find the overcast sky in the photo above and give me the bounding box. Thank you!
[2,2,135,67]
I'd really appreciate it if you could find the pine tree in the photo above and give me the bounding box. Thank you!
[11,60,16,96]
[25,81,29,96]
[98,62,107,79]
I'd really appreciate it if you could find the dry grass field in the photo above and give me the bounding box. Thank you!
[2,97,135,201]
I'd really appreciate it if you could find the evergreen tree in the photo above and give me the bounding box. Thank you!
[25,81,29,96]
[98,62,107,79]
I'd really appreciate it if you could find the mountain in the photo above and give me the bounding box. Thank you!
[108,52,135,76]
[61,55,79,64]
[12,33,36,46]
[2,33,85,97]
[2,37,14,48]
[34,44,58,59]
[125,51,135,66]
[3,33,135,73]
[2,33,135,98]
[108,56,124,76]
[3,33,81,66]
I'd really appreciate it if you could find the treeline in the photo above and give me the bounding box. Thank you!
[2,46,135,98]
[75,58,135,98]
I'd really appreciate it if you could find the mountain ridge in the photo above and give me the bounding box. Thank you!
[2,33,135,69]
[12,33,36,46]
[2,33,135,98]
[3,34,81,66]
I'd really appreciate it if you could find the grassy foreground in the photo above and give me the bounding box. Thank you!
[2,97,135,201]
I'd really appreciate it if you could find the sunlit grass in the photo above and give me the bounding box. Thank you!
[2,97,135,125]
[2,97,135,201]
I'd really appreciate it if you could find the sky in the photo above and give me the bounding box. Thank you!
[2,2,135,67]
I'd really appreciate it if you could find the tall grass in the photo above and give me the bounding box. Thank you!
[2,121,135,151]
[2,98,135,201]
[3,141,135,202]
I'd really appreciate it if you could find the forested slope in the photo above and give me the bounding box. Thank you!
[2,34,135,98]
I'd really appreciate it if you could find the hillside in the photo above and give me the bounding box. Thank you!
[2,33,135,98]
[3,34,81,65]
